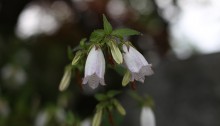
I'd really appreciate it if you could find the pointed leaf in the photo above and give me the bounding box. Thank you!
[95,94,108,101]
[92,109,103,126]
[80,38,87,47]
[103,15,112,34]
[90,29,105,42]
[112,99,126,116]
[107,90,121,98]
[112,28,141,37]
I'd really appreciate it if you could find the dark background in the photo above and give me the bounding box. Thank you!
[0,0,220,126]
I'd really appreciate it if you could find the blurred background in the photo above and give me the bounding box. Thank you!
[0,0,220,126]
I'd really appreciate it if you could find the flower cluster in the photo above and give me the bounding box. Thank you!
[59,15,153,90]
[82,42,153,89]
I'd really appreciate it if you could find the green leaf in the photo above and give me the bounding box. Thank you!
[92,109,103,126]
[107,90,121,98]
[90,29,105,42]
[67,46,74,60]
[80,38,87,47]
[122,70,131,86]
[95,94,108,101]
[103,14,112,34]
[112,28,141,37]
[112,99,126,116]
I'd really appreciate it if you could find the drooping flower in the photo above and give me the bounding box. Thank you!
[82,46,106,89]
[122,44,153,83]
[140,107,156,126]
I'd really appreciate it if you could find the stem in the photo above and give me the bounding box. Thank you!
[131,81,137,90]
[108,52,115,66]
[107,109,115,126]
[76,70,83,91]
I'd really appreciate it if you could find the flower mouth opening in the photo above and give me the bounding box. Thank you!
[83,73,106,89]
[130,65,154,83]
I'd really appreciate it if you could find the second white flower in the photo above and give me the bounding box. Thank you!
[122,44,153,83]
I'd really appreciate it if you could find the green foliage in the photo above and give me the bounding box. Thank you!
[95,94,109,101]
[90,29,105,43]
[107,90,121,98]
[101,110,124,126]
[93,90,126,126]
[112,28,141,38]
[67,46,74,60]
[103,14,113,35]
[80,38,87,47]
[95,90,121,102]
[92,109,103,126]
[112,99,126,115]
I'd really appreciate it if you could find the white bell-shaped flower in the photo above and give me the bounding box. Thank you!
[122,44,153,83]
[82,46,106,89]
[140,107,156,126]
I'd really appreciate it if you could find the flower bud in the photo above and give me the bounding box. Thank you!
[108,40,123,64]
[59,65,72,91]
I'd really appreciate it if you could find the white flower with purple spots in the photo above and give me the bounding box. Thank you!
[122,44,153,83]
[82,46,106,89]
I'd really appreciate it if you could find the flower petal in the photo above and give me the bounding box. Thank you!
[122,44,153,83]
[83,46,106,89]
[123,45,148,73]
[87,74,100,89]
[140,107,156,126]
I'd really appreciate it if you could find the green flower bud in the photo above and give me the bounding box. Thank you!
[108,40,123,64]
[122,70,131,87]
[71,51,82,66]
[59,65,72,91]
[92,109,103,126]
